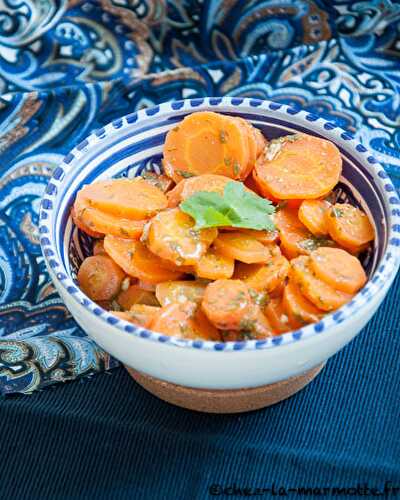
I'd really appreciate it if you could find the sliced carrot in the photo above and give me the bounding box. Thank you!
[155,280,207,306]
[298,200,331,237]
[166,181,185,208]
[290,256,352,311]
[150,301,220,340]
[220,307,273,340]
[77,255,125,301]
[104,235,184,284]
[146,208,217,266]
[264,298,293,334]
[201,279,257,330]
[254,133,342,199]
[213,232,277,264]
[78,178,168,220]
[234,255,290,294]
[141,171,174,193]
[327,203,374,249]
[309,247,367,294]
[71,206,102,238]
[74,195,145,239]
[282,280,323,328]
[117,284,159,310]
[253,127,267,157]
[163,112,250,182]
[113,305,161,329]
[194,247,234,280]
[235,228,279,244]
[233,117,258,174]
[274,206,312,259]
[93,239,106,255]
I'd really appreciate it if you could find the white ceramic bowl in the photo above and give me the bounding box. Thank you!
[40,98,400,390]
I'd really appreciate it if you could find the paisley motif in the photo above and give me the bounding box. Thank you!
[1,0,400,395]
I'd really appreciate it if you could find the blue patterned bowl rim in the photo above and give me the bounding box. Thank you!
[39,97,400,352]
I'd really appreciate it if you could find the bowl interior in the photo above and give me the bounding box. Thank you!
[61,112,384,284]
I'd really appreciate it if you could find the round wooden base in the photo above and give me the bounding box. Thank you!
[125,363,325,413]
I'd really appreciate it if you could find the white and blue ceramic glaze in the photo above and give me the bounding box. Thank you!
[40,98,400,389]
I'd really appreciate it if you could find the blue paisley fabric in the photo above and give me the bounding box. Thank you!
[1,0,400,395]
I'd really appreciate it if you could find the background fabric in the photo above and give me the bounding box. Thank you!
[0,0,400,394]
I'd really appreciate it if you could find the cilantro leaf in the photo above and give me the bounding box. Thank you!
[180,181,275,231]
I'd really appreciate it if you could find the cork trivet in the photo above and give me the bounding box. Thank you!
[125,363,325,413]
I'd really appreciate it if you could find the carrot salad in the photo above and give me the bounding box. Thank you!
[73,111,374,342]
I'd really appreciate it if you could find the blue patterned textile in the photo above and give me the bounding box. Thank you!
[1,0,400,395]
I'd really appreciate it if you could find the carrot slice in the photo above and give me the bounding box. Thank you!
[234,256,290,293]
[327,204,374,249]
[213,232,278,264]
[309,247,367,294]
[93,239,106,255]
[298,200,331,237]
[78,178,168,220]
[220,307,273,340]
[113,305,161,328]
[71,206,102,238]
[117,284,159,310]
[166,181,185,208]
[163,112,250,182]
[233,117,258,175]
[254,133,342,199]
[150,301,220,340]
[194,247,234,280]
[290,256,352,311]
[202,279,257,330]
[141,171,174,193]
[264,298,293,334]
[253,127,267,157]
[274,206,313,259]
[104,235,184,284]
[236,228,279,244]
[77,255,125,301]
[74,195,145,239]
[146,208,217,266]
[155,280,207,306]
[282,281,323,328]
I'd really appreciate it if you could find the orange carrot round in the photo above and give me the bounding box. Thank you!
[254,133,342,199]
[77,255,125,301]
[150,301,220,340]
[327,203,374,249]
[290,256,352,311]
[155,281,207,306]
[298,199,331,237]
[104,235,184,283]
[194,247,234,280]
[282,280,322,328]
[309,247,367,294]
[78,178,168,220]
[234,255,290,294]
[201,279,257,330]
[112,305,161,329]
[163,112,250,182]
[74,194,145,239]
[274,206,313,259]
[71,206,102,238]
[117,284,159,310]
[213,232,277,264]
[147,208,217,266]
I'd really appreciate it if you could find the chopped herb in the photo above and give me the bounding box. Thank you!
[249,289,269,307]
[127,250,134,259]
[240,331,255,340]
[173,127,179,132]
[111,300,121,312]
[239,318,257,331]
[233,161,240,177]
[120,227,129,237]
[219,130,227,143]
[224,157,232,167]
[299,237,336,252]
[177,170,195,179]
[331,207,345,218]
[293,313,307,325]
